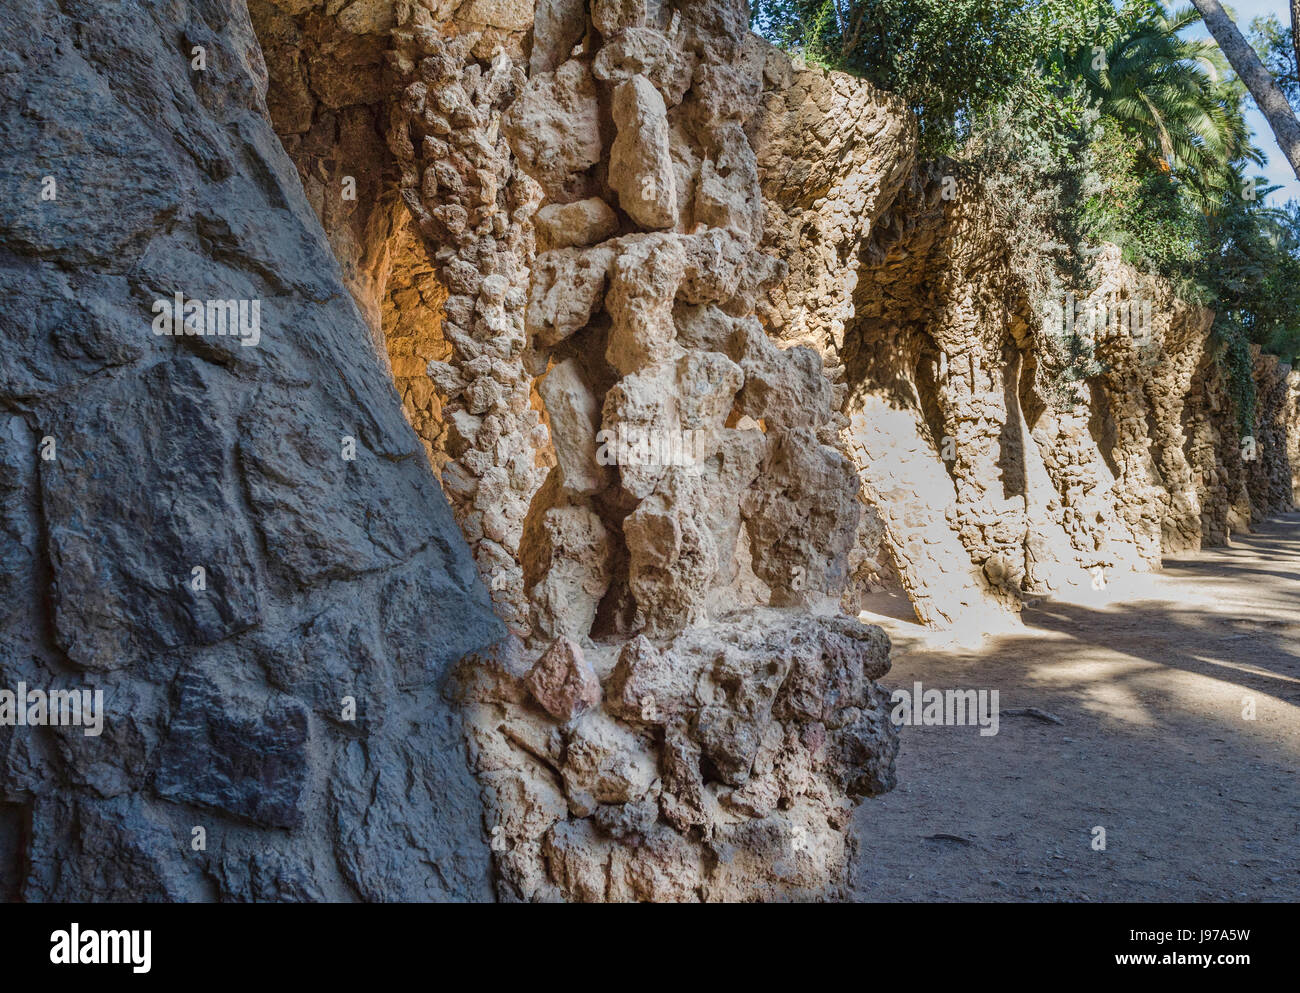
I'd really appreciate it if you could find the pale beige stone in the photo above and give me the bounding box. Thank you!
[502,59,604,203]
[609,75,677,230]
[538,358,605,495]
[535,197,620,250]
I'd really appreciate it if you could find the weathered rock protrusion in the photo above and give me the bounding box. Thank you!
[447,0,900,903]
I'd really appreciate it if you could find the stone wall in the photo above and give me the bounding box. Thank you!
[387,6,550,638]
[448,0,899,902]
[830,190,1295,630]
[249,0,904,902]
[0,0,503,901]
[752,54,1295,633]
[1247,349,1296,521]
[4,0,1296,905]
[251,0,406,346]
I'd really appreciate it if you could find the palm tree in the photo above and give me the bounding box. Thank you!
[1056,2,1262,208]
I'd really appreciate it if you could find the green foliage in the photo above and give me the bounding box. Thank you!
[1221,331,1257,434]
[1085,119,1210,292]
[1250,13,1299,108]
[1085,115,1300,358]
[1207,198,1300,365]
[752,0,1300,423]
[1052,1,1262,209]
[751,0,1109,155]
[966,86,1104,308]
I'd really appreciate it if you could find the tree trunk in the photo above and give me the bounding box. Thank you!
[1292,0,1300,92]
[1190,0,1300,180]
[1289,0,1300,92]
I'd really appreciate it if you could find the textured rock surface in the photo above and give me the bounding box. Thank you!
[0,0,502,902]
[3,0,1295,905]
[242,4,1295,902]
[250,0,405,345]
[1246,349,1296,521]
[842,185,1295,630]
[1,0,902,906]
[460,608,896,901]
[525,636,602,720]
[443,0,899,903]
[388,8,552,638]
[755,65,1296,633]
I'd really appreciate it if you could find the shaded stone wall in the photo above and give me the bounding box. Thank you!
[251,0,406,346]
[833,191,1294,630]
[1061,248,1217,569]
[0,0,503,901]
[232,1,1299,905]
[7,0,1296,906]
[249,2,1296,902]
[1186,353,1252,544]
[1247,349,1296,521]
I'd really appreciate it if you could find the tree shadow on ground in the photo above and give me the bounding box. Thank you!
[851,515,1300,902]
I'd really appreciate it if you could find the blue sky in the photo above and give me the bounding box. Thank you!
[1180,0,1298,204]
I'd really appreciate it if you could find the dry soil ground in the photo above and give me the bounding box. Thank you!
[850,513,1300,902]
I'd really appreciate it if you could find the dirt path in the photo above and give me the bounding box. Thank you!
[850,513,1300,902]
